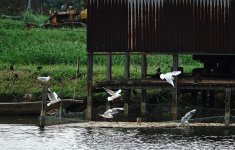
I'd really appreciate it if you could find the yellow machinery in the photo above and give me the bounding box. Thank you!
[43,1,87,28]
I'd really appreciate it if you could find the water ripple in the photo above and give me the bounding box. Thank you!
[0,124,234,150]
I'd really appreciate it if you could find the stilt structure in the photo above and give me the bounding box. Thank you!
[87,0,235,122]
[141,53,147,118]
[39,84,47,128]
[172,54,179,120]
[224,88,231,126]
[124,53,130,119]
[86,53,93,120]
[106,53,112,110]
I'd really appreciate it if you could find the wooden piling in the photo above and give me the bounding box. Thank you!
[141,53,147,117]
[59,78,65,120]
[106,53,112,110]
[172,54,178,120]
[86,53,93,120]
[39,84,47,128]
[124,53,130,118]
[224,88,231,126]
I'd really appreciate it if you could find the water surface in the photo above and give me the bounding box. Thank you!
[0,123,234,150]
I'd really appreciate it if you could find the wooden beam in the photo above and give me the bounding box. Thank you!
[124,53,130,119]
[86,53,93,120]
[39,84,48,128]
[224,88,231,126]
[106,53,112,80]
[106,53,112,110]
[141,53,147,117]
[172,54,178,120]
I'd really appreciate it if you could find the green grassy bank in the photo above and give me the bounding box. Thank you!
[0,18,203,102]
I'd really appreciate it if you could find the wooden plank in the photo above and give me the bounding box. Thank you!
[124,53,130,118]
[225,88,231,126]
[172,54,179,120]
[86,53,93,120]
[141,53,147,117]
[39,84,48,128]
[106,53,112,110]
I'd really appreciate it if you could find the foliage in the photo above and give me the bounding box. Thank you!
[0,19,203,101]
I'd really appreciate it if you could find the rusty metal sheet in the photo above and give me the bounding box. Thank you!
[87,0,233,54]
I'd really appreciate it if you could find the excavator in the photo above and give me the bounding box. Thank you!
[43,0,87,28]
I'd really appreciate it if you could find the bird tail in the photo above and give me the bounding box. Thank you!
[47,103,51,107]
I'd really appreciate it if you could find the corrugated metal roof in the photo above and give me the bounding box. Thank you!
[87,0,234,54]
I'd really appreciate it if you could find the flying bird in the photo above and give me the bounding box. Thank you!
[179,109,196,126]
[99,108,124,119]
[47,88,61,106]
[103,87,122,101]
[36,76,51,82]
[160,71,181,87]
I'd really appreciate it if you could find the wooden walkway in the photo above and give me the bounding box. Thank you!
[94,77,235,90]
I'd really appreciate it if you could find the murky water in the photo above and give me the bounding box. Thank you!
[0,122,235,150]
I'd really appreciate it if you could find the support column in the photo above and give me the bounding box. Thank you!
[106,53,112,110]
[141,53,147,118]
[172,54,178,120]
[124,53,130,119]
[191,91,198,106]
[39,84,48,128]
[86,53,93,120]
[224,88,231,126]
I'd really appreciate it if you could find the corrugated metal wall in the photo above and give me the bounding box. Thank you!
[87,0,235,54]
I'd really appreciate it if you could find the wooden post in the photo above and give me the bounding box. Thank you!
[59,78,65,120]
[106,53,112,110]
[224,88,231,126]
[191,91,198,106]
[86,53,93,120]
[172,54,178,120]
[141,53,147,118]
[39,84,48,128]
[124,53,130,118]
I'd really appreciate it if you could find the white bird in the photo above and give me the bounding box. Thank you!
[103,87,121,101]
[179,109,196,126]
[160,71,181,87]
[47,89,61,106]
[36,76,51,82]
[99,108,124,118]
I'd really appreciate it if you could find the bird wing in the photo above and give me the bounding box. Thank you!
[53,92,59,99]
[111,108,124,114]
[103,109,113,115]
[170,71,181,76]
[47,93,56,101]
[183,109,196,121]
[165,77,175,87]
[103,87,115,96]
[115,89,122,94]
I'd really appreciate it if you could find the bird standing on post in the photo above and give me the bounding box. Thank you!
[36,76,51,82]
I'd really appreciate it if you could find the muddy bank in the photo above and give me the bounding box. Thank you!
[62,121,235,128]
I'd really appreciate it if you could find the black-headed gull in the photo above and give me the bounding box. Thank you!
[103,87,121,101]
[179,109,196,126]
[99,108,124,118]
[36,76,51,82]
[160,71,181,87]
[47,88,61,106]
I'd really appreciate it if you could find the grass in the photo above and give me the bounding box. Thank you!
[0,18,203,101]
